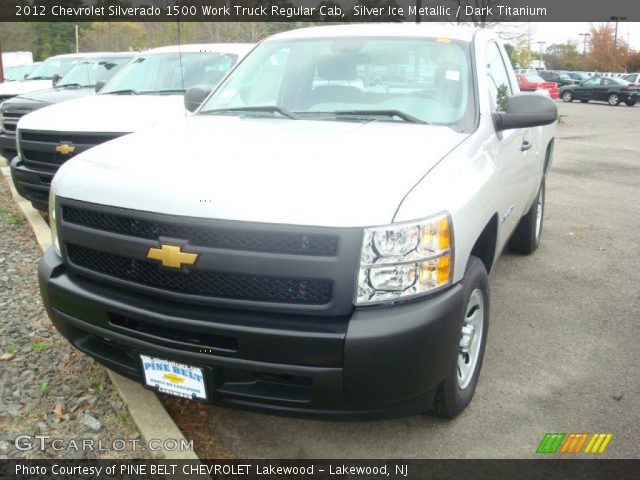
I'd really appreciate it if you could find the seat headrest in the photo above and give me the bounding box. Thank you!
[316,55,358,81]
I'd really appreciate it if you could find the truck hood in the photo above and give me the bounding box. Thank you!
[55,116,469,228]
[0,79,52,96]
[18,94,186,133]
[14,86,96,105]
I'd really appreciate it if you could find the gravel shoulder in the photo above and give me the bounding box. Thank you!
[0,175,147,460]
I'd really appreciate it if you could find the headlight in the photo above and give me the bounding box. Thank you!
[356,213,453,305]
[48,188,61,257]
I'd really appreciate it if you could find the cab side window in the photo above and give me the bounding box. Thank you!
[486,42,513,112]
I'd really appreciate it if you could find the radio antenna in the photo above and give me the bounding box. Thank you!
[177,19,186,116]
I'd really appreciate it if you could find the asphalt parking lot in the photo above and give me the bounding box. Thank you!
[174,101,640,459]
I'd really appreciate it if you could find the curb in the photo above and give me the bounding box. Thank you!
[1,160,199,461]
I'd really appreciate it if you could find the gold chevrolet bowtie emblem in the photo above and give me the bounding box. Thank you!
[146,244,198,269]
[55,143,76,155]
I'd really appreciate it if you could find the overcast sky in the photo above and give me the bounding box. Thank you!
[498,22,640,51]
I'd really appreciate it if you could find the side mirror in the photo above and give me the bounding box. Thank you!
[184,86,211,113]
[52,74,61,86]
[493,93,558,131]
[94,80,106,93]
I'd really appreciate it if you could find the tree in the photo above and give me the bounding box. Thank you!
[507,39,534,69]
[587,23,630,72]
[544,41,582,70]
[627,50,640,72]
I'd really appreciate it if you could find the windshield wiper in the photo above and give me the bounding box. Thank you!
[145,89,186,95]
[26,76,51,81]
[201,106,298,119]
[105,89,139,95]
[58,83,87,89]
[328,109,428,124]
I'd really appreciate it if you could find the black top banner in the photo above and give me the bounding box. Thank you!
[1,0,639,22]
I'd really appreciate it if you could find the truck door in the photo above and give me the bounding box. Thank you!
[486,42,537,246]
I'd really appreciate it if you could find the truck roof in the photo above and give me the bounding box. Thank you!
[267,23,479,43]
[79,52,137,58]
[45,53,103,60]
[143,43,254,55]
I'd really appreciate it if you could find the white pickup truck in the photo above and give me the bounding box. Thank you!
[11,43,253,211]
[40,24,556,419]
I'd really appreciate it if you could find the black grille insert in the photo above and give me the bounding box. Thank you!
[63,206,339,256]
[19,131,122,169]
[109,313,238,352]
[66,244,333,305]
[20,131,121,145]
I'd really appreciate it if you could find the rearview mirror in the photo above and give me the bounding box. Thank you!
[184,86,211,113]
[52,74,61,86]
[493,94,557,131]
[94,80,106,93]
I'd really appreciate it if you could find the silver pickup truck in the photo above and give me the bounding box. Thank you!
[39,24,557,419]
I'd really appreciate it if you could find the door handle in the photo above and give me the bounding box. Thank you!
[521,140,532,151]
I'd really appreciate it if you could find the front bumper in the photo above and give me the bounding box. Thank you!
[0,131,17,158]
[39,247,465,419]
[10,155,52,212]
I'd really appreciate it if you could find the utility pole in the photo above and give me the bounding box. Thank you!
[579,33,591,55]
[0,40,4,83]
[537,41,546,70]
[75,25,79,53]
[610,16,627,73]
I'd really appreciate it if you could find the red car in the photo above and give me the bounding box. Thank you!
[517,73,559,99]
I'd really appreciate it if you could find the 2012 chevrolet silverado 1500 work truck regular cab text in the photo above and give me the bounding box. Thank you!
[39,24,557,419]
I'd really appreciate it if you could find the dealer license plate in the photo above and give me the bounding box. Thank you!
[140,355,207,401]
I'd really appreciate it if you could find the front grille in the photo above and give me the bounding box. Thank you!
[20,131,122,145]
[1,110,29,133]
[19,130,121,171]
[63,206,339,256]
[66,244,333,305]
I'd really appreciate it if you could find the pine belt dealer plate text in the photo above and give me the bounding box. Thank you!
[140,354,207,400]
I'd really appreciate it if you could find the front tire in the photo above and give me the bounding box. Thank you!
[625,99,636,106]
[608,93,620,106]
[509,180,545,255]
[562,91,573,102]
[432,256,489,419]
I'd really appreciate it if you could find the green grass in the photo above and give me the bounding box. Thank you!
[88,372,107,394]
[4,345,17,354]
[40,382,49,395]
[116,406,136,430]
[0,206,25,225]
[32,342,50,353]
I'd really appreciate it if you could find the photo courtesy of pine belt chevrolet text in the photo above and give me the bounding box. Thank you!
[36,24,557,419]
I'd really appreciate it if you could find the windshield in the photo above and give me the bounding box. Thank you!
[26,57,80,80]
[101,52,239,95]
[525,74,545,83]
[199,37,475,130]
[58,56,133,88]
[4,64,38,81]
